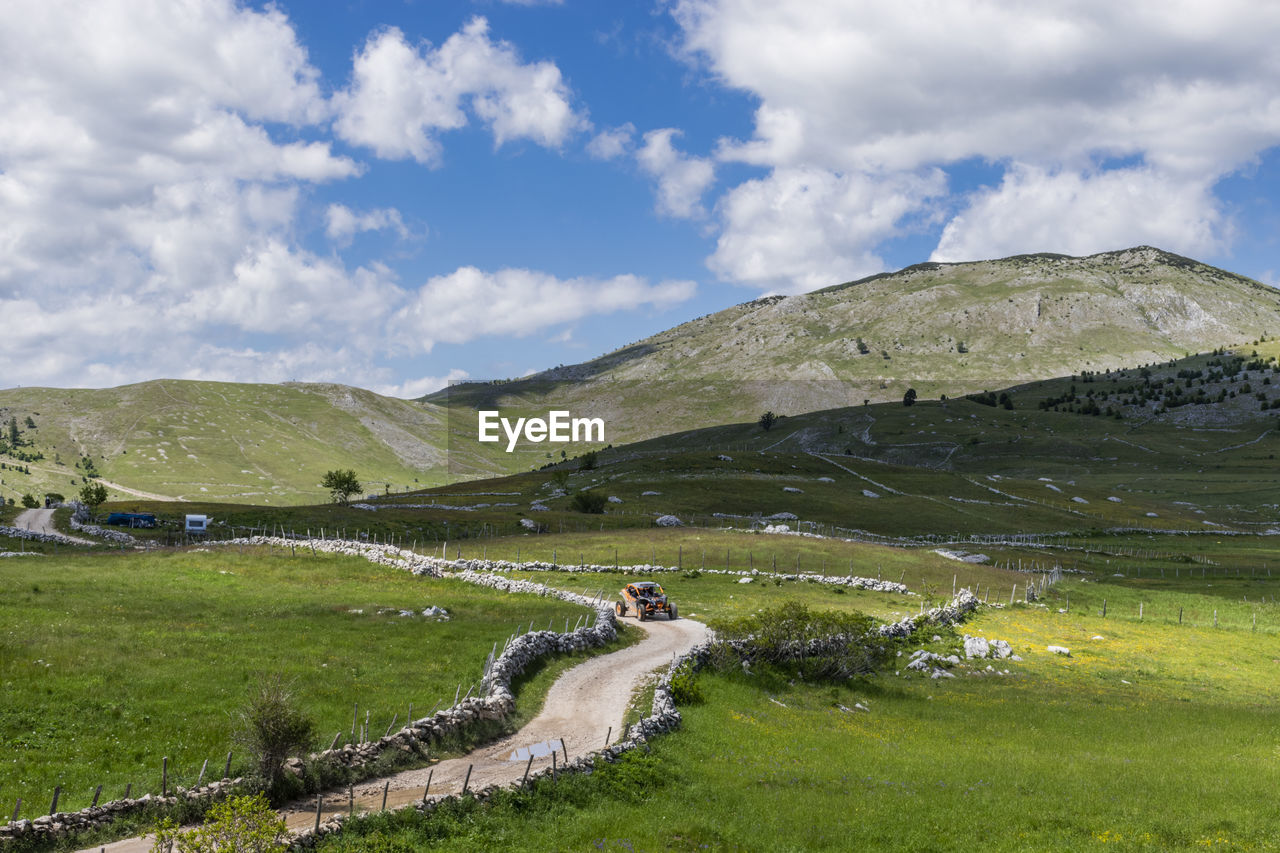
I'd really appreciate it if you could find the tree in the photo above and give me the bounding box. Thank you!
[569,490,607,513]
[758,411,777,431]
[44,492,64,505]
[578,449,598,471]
[154,793,287,853]
[903,388,918,407]
[7,417,18,447]
[320,469,361,504]
[24,416,35,430]
[231,675,316,795]
[855,337,869,355]
[79,481,108,510]
[21,493,38,509]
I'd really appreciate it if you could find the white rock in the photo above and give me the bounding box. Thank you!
[716,455,734,462]
[862,489,880,499]
[1047,645,1071,656]
[783,486,804,494]
[1071,496,1088,504]
[641,491,661,496]
[607,496,623,503]
[963,636,990,659]
[1107,496,1122,503]
[655,514,683,527]
[738,577,754,584]
[817,476,834,483]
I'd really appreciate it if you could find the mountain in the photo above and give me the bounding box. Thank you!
[4,247,1278,505]
[430,247,1280,460]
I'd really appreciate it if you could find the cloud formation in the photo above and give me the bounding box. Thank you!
[671,0,1280,289]
[333,18,587,165]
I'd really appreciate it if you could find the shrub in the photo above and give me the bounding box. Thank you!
[231,675,316,797]
[154,793,287,853]
[668,661,704,705]
[578,450,598,471]
[569,490,607,514]
[708,601,891,681]
[20,493,38,509]
[758,411,777,431]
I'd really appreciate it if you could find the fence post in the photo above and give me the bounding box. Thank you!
[161,757,168,796]
[422,769,433,805]
[462,764,473,794]
[223,751,233,779]
[49,786,61,816]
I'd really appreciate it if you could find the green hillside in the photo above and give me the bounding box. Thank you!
[0,381,454,506]
[431,247,1280,471]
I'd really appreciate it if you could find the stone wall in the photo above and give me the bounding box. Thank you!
[0,525,76,546]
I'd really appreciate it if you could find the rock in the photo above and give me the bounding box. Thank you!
[655,515,683,527]
[963,635,990,659]
[738,577,754,584]
[783,486,804,493]
[1107,496,1123,503]
[716,455,733,462]
[1072,496,1088,504]
[641,490,661,496]
[989,639,1013,659]
[607,496,623,503]
[862,489,880,499]
[817,476,834,482]
[1047,645,1071,656]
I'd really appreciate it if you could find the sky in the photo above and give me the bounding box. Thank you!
[4,0,1280,396]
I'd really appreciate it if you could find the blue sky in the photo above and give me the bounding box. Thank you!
[4,0,1280,395]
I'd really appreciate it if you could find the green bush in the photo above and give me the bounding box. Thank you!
[708,601,891,681]
[569,490,606,514]
[231,675,316,798]
[20,493,37,509]
[154,793,287,853]
[668,660,704,705]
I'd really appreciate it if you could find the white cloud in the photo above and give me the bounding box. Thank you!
[372,370,471,399]
[390,267,696,350]
[671,0,1280,279]
[587,123,636,160]
[636,128,716,219]
[932,165,1227,263]
[325,204,410,244]
[710,167,946,293]
[333,18,587,165]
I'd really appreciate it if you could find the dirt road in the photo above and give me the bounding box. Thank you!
[12,508,96,545]
[88,610,709,852]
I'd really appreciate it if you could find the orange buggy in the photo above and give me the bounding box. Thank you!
[616,581,677,621]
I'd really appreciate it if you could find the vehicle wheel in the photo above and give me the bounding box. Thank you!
[616,601,626,616]
[637,607,646,622]
[669,604,678,620]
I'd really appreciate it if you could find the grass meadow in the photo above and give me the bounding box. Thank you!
[313,571,1280,852]
[0,547,598,818]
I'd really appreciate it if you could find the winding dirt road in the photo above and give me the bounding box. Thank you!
[89,610,709,852]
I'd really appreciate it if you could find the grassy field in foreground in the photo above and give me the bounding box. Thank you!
[0,548,591,817]
[315,584,1280,852]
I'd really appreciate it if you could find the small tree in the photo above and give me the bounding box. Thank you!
[8,417,18,447]
[79,481,108,511]
[903,388,918,407]
[855,337,869,355]
[44,492,65,506]
[578,450,598,471]
[153,793,287,853]
[570,490,607,514]
[231,675,316,795]
[320,469,361,504]
[21,493,38,509]
[758,411,777,431]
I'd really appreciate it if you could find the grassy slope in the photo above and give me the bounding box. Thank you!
[0,380,452,506]
[431,248,1280,459]
[0,547,591,815]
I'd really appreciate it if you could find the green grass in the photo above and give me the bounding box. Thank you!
[0,547,591,817]
[312,575,1280,852]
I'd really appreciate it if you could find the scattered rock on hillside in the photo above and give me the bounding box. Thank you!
[716,454,733,462]
[862,489,880,498]
[641,490,661,496]
[607,496,623,503]
[783,486,803,493]
[655,515,683,527]
[1107,496,1123,502]
[1047,645,1071,656]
